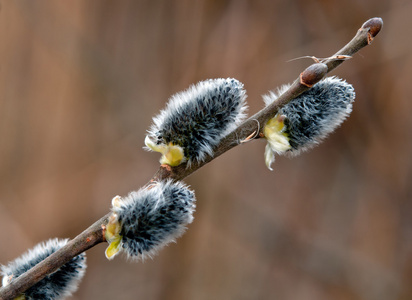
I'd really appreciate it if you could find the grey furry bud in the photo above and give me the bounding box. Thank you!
[1,238,86,300]
[145,78,248,167]
[105,180,196,260]
[263,76,355,170]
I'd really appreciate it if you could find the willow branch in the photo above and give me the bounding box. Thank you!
[0,17,382,300]
[153,17,383,182]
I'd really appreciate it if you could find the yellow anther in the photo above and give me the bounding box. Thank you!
[105,235,122,260]
[159,143,185,166]
[105,213,123,260]
[145,136,185,166]
[264,115,291,152]
[263,114,291,170]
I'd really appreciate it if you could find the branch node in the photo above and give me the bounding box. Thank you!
[299,63,328,87]
[322,55,352,62]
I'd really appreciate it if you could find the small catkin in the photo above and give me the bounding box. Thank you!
[145,78,248,166]
[105,180,196,261]
[1,238,86,300]
[263,76,355,170]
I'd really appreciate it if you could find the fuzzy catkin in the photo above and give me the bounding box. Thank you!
[146,78,247,165]
[264,76,355,154]
[112,180,196,260]
[262,76,355,170]
[1,239,86,300]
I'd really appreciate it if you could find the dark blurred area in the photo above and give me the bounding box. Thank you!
[0,1,410,299]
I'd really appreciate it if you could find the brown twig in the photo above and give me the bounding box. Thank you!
[0,17,382,300]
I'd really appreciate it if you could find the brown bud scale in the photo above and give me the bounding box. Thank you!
[300,63,328,87]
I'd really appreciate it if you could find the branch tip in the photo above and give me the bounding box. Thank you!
[361,17,383,44]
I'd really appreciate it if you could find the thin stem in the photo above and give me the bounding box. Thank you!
[0,17,382,300]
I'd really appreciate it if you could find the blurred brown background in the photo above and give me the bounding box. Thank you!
[0,1,410,299]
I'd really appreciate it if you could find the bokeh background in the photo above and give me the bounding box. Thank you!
[0,1,410,299]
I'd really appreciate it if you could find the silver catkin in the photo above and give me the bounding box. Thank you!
[264,76,355,155]
[1,238,86,300]
[112,180,196,260]
[146,78,248,165]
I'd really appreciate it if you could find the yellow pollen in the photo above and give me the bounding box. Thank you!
[145,136,185,166]
[105,213,123,260]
